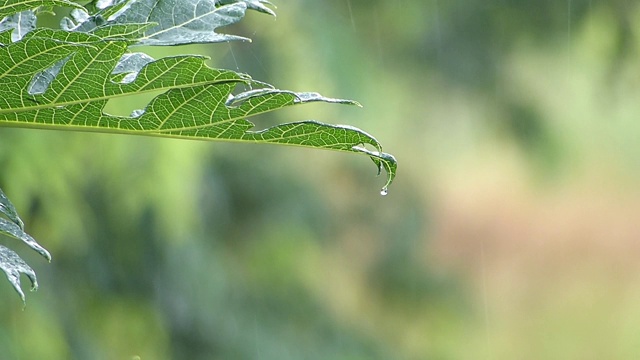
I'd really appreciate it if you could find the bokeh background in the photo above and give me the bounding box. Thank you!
[2,0,640,358]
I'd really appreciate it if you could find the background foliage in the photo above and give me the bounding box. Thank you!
[2,0,640,359]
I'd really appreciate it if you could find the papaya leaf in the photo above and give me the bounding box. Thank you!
[0,187,24,230]
[0,245,39,305]
[0,0,397,302]
[0,9,35,41]
[218,0,276,16]
[0,0,83,19]
[63,0,275,45]
[0,218,51,262]
[0,27,396,190]
[0,187,49,304]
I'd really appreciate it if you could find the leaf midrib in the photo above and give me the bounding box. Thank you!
[0,119,379,155]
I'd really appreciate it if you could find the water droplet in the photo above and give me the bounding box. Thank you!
[380,187,388,196]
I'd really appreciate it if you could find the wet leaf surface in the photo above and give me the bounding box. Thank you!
[0,0,396,302]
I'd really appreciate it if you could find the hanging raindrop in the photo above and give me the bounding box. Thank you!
[380,187,388,196]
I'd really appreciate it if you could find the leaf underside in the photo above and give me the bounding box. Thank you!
[0,0,397,302]
[0,187,47,304]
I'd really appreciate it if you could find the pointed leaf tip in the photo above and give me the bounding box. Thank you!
[292,92,362,107]
[352,146,397,194]
[0,245,39,304]
[0,218,51,262]
[0,189,47,303]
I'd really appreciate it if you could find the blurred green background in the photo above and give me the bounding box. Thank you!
[2,0,640,358]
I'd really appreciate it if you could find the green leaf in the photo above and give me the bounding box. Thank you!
[64,0,276,45]
[0,0,397,301]
[0,187,49,303]
[0,27,396,190]
[0,245,39,305]
[0,9,35,41]
[0,218,51,262]
[122,1,250,45]
[219,0,276,17]
[0,0,83,19]
[0,187,24,229]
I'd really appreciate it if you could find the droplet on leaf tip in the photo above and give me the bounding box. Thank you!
[380,187,388,196]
